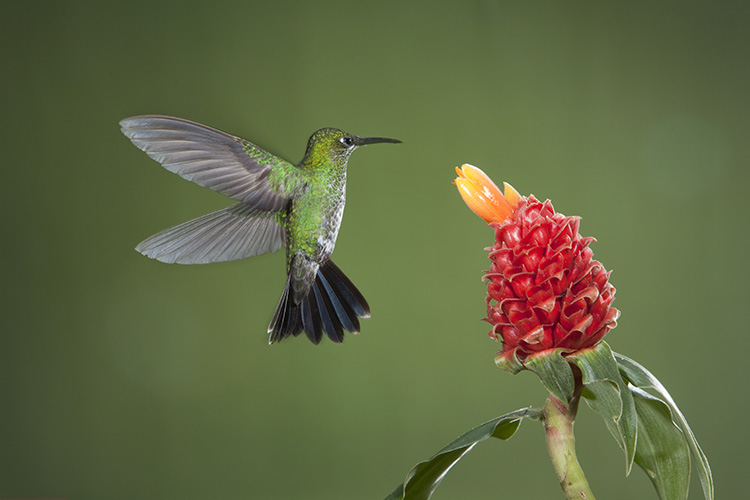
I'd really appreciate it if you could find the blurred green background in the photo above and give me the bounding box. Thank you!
[2,0,748,498]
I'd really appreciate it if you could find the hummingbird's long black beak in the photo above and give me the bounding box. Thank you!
[354,135,402,146]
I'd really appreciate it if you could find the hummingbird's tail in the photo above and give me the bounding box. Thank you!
[268,260,370,345]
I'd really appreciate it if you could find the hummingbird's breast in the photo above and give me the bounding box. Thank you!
[312,172,346,261]
[286,171,347,266]
[317,193,345,257]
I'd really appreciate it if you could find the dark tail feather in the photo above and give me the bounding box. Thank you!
[321,260,370,319]
[267,281,303,343]
[267,260,370,344]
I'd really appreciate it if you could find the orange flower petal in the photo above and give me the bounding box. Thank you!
[503,182,520,210]
[454,164,515,223]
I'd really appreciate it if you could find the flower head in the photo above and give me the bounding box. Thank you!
[454,165,620,371]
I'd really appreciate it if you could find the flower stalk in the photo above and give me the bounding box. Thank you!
[543,388,596,500]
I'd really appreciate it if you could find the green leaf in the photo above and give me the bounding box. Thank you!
[568,342,637,473]
[385,408,541,500]
[615,353,714,500]
[494,348,525,374]
[524,348,575,404]
[631,386,691,500]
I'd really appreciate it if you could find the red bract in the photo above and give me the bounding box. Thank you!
[454,165,619,368]
[486,195,619,365]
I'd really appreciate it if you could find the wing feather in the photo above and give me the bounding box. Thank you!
[120,115,304,212]
[135,203,285,264]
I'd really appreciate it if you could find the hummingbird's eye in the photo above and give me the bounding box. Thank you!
[340,136,354,148]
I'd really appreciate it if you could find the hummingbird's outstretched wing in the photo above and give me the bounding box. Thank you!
[120,115,304,212]
[135,203,285,264]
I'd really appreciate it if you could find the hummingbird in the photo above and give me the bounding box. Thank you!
[120,115,400,345]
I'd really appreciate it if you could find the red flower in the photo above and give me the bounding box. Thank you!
[454,165,620,369]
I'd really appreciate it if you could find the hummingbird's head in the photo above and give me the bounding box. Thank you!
[302,128,401,167]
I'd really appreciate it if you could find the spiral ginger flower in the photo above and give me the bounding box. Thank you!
[454,164,619,369]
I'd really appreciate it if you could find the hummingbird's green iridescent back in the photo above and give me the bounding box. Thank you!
[120,115,400,344]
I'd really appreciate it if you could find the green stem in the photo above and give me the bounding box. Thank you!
[543,394,596,500]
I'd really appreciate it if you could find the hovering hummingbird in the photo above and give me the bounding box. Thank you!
[120,115,400,345]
